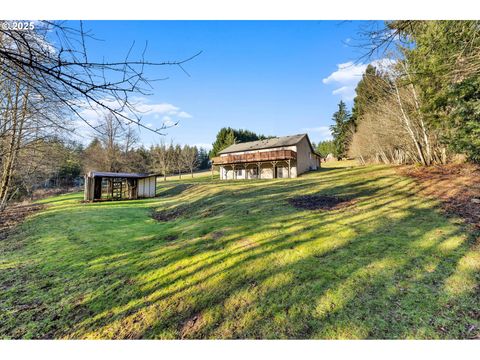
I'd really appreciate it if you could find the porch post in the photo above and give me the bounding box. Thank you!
[257,162,261,179]
[288,159,291,178]
[272,161,277,178]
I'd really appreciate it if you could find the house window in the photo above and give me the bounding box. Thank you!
[236,169,243,177]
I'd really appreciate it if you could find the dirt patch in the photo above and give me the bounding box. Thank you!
[151,206,187,222]
[288,195,354,211]
[164,234,179,241]
[0,203,45,241]
[398,163,480,229]
[180,313,203,339]
[209,231,225,240]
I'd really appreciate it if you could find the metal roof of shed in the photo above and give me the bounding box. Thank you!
[86,171,157,179]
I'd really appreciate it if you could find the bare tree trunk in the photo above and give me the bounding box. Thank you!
[393,82,428,166]
[441,147,447,165]
[358,155,366,165]
[402,61,433,166]
[0,80,28,210]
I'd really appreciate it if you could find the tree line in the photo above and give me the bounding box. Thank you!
[209,127,270,158]
[1,110,211,204]
[0,21,199,209]
[82,113,210,179]
[327,20,480,165]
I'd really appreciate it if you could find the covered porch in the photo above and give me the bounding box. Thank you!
[212,150,297,180]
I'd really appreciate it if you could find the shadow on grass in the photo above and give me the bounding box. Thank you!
[35,192,83,205]
[1,165,478,339]
[156,184,195,198]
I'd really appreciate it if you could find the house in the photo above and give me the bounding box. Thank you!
[84,171,158,201]
[212,134,321,180]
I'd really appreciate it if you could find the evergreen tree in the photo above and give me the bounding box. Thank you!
[316,140,335,157]
[388,20,480,162]
[350,64,389,129]
[209,128,236,158]
[197,148,210,169]
[330,101,353,159]
[209,127,268,158]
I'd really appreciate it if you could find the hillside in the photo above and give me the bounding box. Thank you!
[1,162,479,339]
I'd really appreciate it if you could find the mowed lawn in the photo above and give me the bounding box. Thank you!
[1,162,479,339]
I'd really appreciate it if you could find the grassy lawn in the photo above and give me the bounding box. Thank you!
[1,162,479,339]
[163,169,218,181]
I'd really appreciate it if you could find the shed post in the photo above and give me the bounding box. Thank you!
[84,175,93,201]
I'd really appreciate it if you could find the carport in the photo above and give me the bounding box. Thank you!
[84,171,159,202]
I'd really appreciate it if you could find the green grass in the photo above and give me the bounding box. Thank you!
[163,169,219,182]
[1,162,479,339]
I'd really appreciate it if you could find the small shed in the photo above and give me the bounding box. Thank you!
[84,171,158,202]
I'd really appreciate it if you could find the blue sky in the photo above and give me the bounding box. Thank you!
[76,20,380,149]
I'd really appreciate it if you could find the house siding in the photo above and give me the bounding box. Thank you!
[294,137,319,174]
[217,134,318,180]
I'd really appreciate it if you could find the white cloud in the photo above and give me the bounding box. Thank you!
[303,126,332,141]
[322,61,367,102]
[162,116,177,127]
[73,97,190,140]
[332,86,356,101]
[322,61,367,86]
[177,111,193,119]
[130,99,193,126]
[135,102,179,116]
[322,59,394,101]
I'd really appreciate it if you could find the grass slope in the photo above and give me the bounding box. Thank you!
[1,162,479,339]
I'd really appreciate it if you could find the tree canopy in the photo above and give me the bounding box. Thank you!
[209,127,269,158]
[349,20,480,165]
[330,101,353,159]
